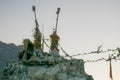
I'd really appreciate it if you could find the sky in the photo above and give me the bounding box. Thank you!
[0,0,120,80]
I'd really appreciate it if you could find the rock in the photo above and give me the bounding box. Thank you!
[0,41,23,80]
[2,59,94,80]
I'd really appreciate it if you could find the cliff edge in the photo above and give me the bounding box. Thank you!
[2,58,93,80]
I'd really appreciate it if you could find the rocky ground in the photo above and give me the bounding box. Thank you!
[0,41,93,80]
[2,59,93,80]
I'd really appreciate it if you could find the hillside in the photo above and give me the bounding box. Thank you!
[0,41,23,80]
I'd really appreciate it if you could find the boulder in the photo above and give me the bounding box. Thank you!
[2,59,93,80]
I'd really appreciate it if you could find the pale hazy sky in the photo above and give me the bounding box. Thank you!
[0,0,120,80]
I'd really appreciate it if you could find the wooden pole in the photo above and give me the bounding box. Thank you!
[55,8,61,34]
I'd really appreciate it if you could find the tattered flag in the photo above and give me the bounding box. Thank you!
[109,55,113,80]
[56,8,60,14]
[32,6,36,12]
